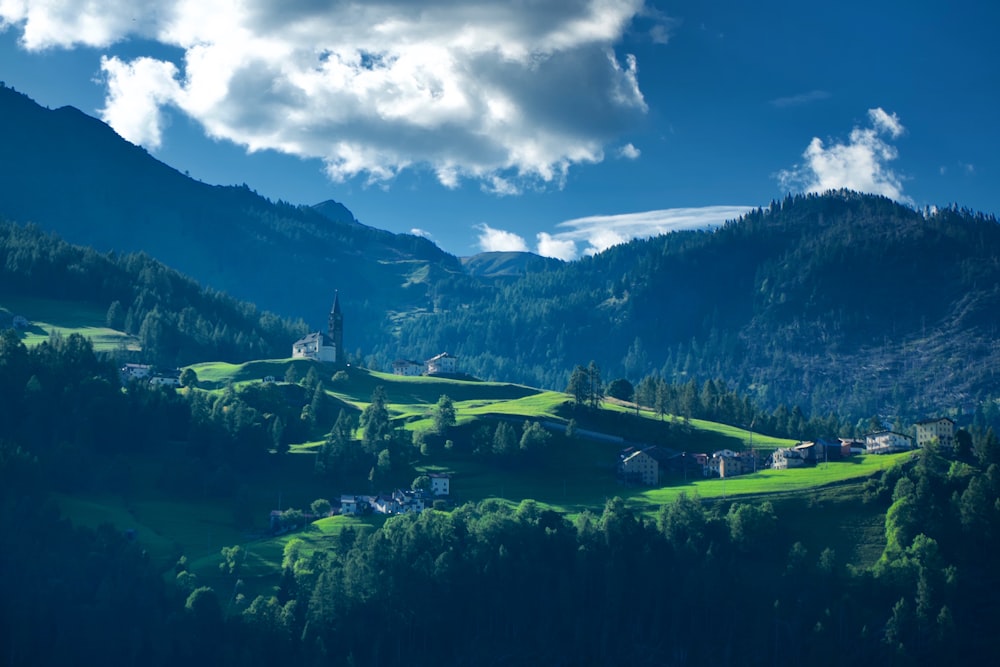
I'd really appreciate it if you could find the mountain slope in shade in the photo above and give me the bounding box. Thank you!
[461,251,564,279]
[0,84,462,343]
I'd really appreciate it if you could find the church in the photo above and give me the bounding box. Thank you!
[291,292,344,364]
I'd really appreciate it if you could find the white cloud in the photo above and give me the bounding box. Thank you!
[475,223,528,253]
[777,107,910,203]
[536,232,577,261]
[867,107,904,139]
[618,143,641,159]
[409,228,432,239]
[546,205,754,258]
[99,56,181,148]
[1,0,660,192]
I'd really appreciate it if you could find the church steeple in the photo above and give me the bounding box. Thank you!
[328,291,344,364]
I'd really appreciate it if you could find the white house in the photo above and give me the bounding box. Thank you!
[915,417,955,451]
[292,332,337,363]
[392,359,424,376]
[621,447,669,486]
[121,363,152,379]
[772,448,805,470]
[340,495,363,516]
[425,352,457,375]
[429,473,450,496]
[865,431,914,455]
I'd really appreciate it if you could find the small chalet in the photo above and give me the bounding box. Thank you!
[392,359,424,376]
[425,352,457,375]
[865,430,914,455]
[429,472,451,496]
[914,417,955,451]
[340,495,365,516]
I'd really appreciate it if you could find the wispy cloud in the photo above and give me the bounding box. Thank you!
[777,107,910,203]
[476,206,754,260]
[409,228,432,239]
[769,89,831,108]
[551,206,755,257]
[1,0,664,192]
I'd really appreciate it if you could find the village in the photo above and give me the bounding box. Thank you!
[115,295,961,522]
[617,416,956,486]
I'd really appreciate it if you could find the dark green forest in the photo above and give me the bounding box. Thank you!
[0,221,306,365]
[377,192,1000,424]
[2,330,1000,665]
[4,85,1000,425]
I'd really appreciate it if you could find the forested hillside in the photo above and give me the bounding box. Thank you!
[4,85,999,424]
[0,84,461,345]
[0,222,305,365]
[379,192,1000,423]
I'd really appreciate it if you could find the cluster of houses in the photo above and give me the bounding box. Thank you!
[119,363,181,387]
[619,446,760,486]
[340,473,451,517]
[619,417,957,486]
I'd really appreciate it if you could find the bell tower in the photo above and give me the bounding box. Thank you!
[328,291,344,364]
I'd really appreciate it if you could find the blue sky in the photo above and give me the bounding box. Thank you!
[1,1,997,259]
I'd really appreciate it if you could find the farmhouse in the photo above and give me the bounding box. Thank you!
[392,359,424,376]
[425,352,457,375]
[865,430,914,455]
[429,472,450,496]
[292,292,343,363]
[915,417,955,451]
[771,448,806,470]
[620,446,672,486]
[340,495,365,516]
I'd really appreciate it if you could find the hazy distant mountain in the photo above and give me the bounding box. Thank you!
[0,84,462,344]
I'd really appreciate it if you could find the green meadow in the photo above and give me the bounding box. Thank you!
[1,296,139,351]
[48,355,904,585]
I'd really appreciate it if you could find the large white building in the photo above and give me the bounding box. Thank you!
[915,417,955,451]
[865,431,914,455]
[425,352,457,375]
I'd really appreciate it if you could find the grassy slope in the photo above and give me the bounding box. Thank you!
[56,356,899,588]
[0,296,139,351]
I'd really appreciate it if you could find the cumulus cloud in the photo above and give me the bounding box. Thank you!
[617,143,641,159]
[1,0,657,191]
[777,107,910,203]
[476,223,529,253]
[99,56,181,148]
[409,228,432,239]
[536,232,577,261]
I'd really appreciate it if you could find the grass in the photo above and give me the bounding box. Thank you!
[52,352,905,584]
[0,296,139,351]
[630,452,908,508]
